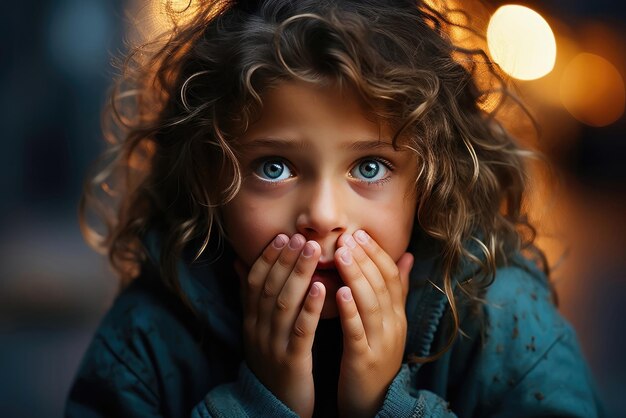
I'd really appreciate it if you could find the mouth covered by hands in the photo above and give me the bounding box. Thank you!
[235,231,413,418]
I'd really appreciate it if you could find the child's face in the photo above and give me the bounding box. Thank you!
[223,80,418,317]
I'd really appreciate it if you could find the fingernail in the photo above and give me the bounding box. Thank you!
[355,230,369,244]
[302,242,315,257]
[340,247,352,264]
[309,282,320,297]
[288,235,304,250]
[344,235,357,249]
[273,235,287,249]
[341,287,352,301]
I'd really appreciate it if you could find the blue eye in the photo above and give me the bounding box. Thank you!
[254,159,292,182]
[350,159,390,182]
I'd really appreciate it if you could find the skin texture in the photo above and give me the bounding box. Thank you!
[223,80,418,417]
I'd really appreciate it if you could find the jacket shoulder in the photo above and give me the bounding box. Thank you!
[479,260,565,387]
[473,260,603,416]
[80,271,206,395]
[99,271,200,348]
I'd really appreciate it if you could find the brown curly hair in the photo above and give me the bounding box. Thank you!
[80,0,550,363]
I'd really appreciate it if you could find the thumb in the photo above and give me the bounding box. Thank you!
[396,252,414,300]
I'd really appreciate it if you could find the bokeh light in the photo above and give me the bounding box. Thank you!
[487,5,557,80]
[560,53,625,127]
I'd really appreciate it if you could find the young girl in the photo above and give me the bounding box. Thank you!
[67,0,605,416]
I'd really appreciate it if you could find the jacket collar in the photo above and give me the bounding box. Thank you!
[142,230,243,350]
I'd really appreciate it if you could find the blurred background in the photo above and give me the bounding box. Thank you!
[1,0,624,416]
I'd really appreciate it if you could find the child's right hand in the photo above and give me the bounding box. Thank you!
[235,234,324,418]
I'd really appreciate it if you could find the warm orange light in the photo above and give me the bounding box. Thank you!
[487,5,557,80]
[150,0,197,31]
[560,53,625,127]
[128,0,198,42]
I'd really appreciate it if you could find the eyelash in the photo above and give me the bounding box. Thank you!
[250,157,295,186]
[349,157,395,187]
[250,156,395,187]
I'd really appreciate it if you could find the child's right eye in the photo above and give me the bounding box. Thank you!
[253,159,293,182]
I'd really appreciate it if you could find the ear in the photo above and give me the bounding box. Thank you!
[396,252,414,300]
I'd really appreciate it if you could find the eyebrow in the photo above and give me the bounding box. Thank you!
[240,137,396,152]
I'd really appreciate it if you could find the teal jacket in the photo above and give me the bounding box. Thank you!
[66,236,605,417]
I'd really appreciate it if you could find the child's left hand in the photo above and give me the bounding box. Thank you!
[334,230,413,418]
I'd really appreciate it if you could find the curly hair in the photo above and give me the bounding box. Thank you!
[80,0,550,363]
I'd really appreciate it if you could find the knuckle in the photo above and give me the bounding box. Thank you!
[385,263,400,278]
[260,249,275,266]
[277,255,293,269]
[367,302,381,316]
[302,297,318,314]
[352,247,367,262]
[292,261,309,277]
[348,304,361,320]
[292,322,307,338]
[352,272,367,284]
[247,277,262,292]
[262,283,277,298]
[351,328,366,342]
[373,282,388,296]
[369,242,383,257]
[275,297,290,312]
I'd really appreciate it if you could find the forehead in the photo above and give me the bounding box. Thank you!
[238,80,393,145]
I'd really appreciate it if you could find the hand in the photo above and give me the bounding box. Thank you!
[235,234,325,418]
[334,230,413,418]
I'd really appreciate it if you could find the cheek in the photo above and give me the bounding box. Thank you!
[222,195,292,267]
[364,194,416,261]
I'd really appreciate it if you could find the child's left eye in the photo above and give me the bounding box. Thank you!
[349,158,393,183]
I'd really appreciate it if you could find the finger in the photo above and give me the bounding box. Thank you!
[354,230,405,310]
[339,234,393,320]
[287,281,326,356]
[245,234,289,315]
[272,240,321,342]
[335,246,382,341]
[396,252,414,301]
[336,286,369,356]
[257,234,306,326]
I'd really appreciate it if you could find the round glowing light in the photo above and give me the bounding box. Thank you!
[487,5,557,80]
[560,53,625,127]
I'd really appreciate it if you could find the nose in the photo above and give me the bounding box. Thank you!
[295,178,348,241]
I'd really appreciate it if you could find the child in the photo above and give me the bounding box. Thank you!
[67,0,605,416]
